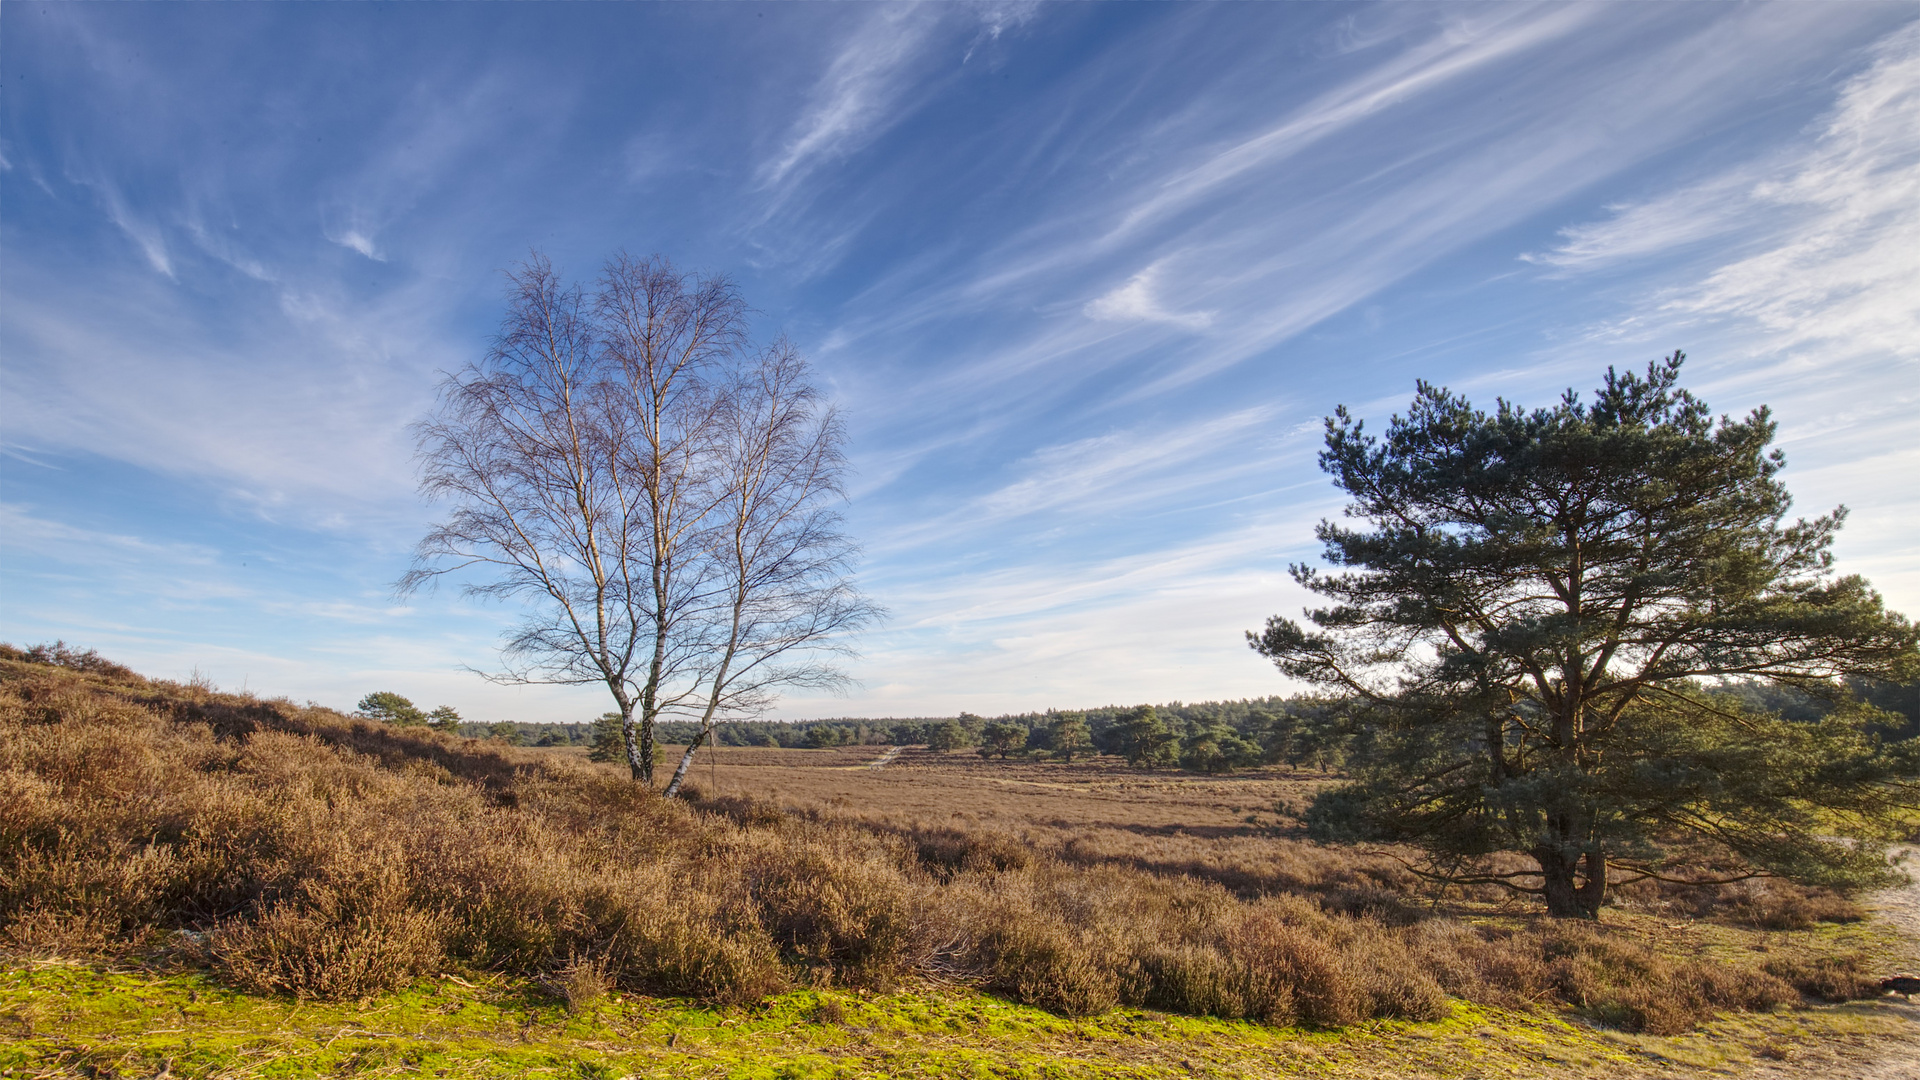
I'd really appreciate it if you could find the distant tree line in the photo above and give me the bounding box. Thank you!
[355,679,1914,774]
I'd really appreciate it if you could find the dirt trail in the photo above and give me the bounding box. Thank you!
[866,746,902,769]
[1850,845,1920,1078]
[1872,846,1920,950]
[1748,846,1920,1080]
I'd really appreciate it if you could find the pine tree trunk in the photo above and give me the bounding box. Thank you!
[1577,848,1607,918]
[1534,844,1605,919]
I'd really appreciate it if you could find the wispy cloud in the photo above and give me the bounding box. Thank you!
[1,263,454,530]
[0,502,220,570]
[184,216,275,281]
[819,3,1856,430]
[1666,31,1920,361]
[760,8,946,190]
[329,227,384,262]
[1538,22,1920,363]
[1084,265,1214,330]
[1110,5,1597,239]
[80,176,174,278]
[1521,174,1759,272]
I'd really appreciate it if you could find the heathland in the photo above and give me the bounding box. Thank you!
[3,649,1918,1078]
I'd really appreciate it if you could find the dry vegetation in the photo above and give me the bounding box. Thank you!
[0,652,1906,1047]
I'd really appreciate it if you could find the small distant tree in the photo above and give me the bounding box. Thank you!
[1248,709,1295,765]
[1043,714,1093,762]
[802,724,849,749]
[1178,724,1263,774]
[926,721,971,752]
[1113,706,1177,768]
[426,705,462,732]
[357,691,428,726]
[1290,713,1350,773]
[587,712,625,762]
[1253,355,1920,918]
[487,721,524,745]
[979,722,1024,760]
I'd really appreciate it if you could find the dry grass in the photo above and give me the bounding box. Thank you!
[0,657,1890,1035]
[643,744,1871,931]
[651,745,1417,912]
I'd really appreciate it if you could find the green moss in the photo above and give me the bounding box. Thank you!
[0,962,1910,1079]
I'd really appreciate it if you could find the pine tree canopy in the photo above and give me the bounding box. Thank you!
[1252,354,1919,919]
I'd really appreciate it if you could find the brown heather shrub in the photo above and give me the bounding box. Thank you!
[552,953,612,1012]
[747,832,928,987]
[1762,952,1884,1002]
[0,642,139,682]
[969,904,1124,1017]
[211,864,446,1000]
[1713,879,1865,930]
[0,654,1850,1030]
[908,827,1036,878]
[1606,847,1866,930]
[1533,923,1795,1034]
[1406,921,1556,1009]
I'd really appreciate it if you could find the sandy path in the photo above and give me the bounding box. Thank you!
[1747,846,1920,1080]
[1872,847,1920,948]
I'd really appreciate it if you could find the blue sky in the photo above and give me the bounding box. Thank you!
[4,3,1917,723]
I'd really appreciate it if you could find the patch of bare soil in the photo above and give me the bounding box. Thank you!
[1749,847,1920,1080]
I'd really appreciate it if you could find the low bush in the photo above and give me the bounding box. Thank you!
[1763,952,1885,1002]
[550,953,612,1012]
[211,866,445,1000]
[1609,853,1867,930]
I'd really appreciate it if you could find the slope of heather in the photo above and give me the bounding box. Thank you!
[2,646,1917,1078]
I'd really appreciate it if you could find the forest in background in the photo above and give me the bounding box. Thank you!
[455,680,1918,774]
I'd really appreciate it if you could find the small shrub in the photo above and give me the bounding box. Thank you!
[980,919,1121,1017]
[808,993,848,1024]
[1409,922,1554,1009]
[749,839,926,988]
[212,872,444,1000]
[1230,910,1364,1026]
[1142,944,1254,1018]
[1763,952,1884,1002]
[1536,923,1792,1034]
[553,953,612,1012]
[0,903,125,959]
[1719,880,1864,930]
[1342,921,1449,1021]
[588,871,791,1006]
[910,827,1035,877]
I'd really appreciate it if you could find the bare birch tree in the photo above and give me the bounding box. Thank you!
[661,341,878,796]
[402,253,874,785]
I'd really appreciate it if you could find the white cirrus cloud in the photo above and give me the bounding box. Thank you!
[329,228,385,262]
[1533,21,1920,363]
[760,7,946,190]
[1111,4,1598,239]
[1083,266,1214,330]
[76,175,174,278]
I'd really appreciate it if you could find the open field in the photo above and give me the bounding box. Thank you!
[5,658,1920,1078]
[622,745,1335,838]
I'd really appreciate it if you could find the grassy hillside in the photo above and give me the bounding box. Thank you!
[2,648,1916,1077]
